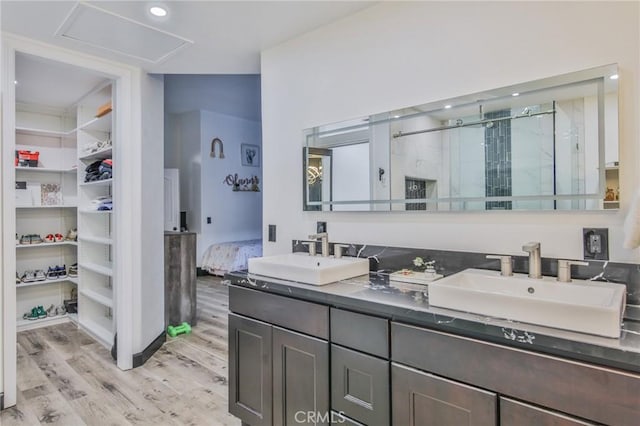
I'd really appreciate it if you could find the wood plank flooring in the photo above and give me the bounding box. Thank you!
[1,276,240,426]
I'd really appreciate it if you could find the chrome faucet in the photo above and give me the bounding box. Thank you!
[309,232,329,257]
[522,242,542,279]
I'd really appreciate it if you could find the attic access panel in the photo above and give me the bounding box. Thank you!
[56,2,192,64]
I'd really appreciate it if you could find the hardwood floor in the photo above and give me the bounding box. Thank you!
[1,276,240,426]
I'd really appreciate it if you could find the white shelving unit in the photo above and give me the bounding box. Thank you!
[76,83,115,349]
[15,107,78,331]
[604,165,620,210]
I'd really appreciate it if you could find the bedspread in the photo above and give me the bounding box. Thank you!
[201,239,262,276]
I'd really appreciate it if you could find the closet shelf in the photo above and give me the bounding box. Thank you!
[80,287,113,308]
[17,314,71,331]
[79,146,112,162]
[16,241,78,249]
[16,276,78,289]
[80,317,113,348]
[79,261,113,277]
[78,209,112,214]
[77,111,111,133]
[16,126,76,138]
[16,205,77,210]
[80,178,112,187]
[15,167,77,174]
[78,235,113,245]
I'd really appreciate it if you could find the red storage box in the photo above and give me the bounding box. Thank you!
[16,150,39,167]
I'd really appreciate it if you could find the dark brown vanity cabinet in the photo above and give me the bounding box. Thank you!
[229,284,640,426]
[273,327,330,425]
[392,363,497,425]
[500,398,597,426]
[228,313,273,426]
[229,286,330,426]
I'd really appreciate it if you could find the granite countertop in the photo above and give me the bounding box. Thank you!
[226,270,640,374]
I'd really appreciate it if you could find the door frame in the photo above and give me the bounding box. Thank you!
[1,33,141,408]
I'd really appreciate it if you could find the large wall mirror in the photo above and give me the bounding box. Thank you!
[303,64,619,212]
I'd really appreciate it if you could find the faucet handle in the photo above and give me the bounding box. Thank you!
[334,244,350,259]
[486,255,513,276]
[557,259,588,282]
[301,241,316,256]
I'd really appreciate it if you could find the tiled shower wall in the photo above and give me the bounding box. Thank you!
[484,109,512,210]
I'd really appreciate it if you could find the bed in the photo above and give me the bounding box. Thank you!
[201,239,263,276]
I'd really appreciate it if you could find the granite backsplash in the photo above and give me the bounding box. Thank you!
[292,240,640,306]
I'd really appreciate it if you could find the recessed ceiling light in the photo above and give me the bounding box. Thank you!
[149,6,167,17]
[444,105,452,109]
[14,80,18,85]
[609,74,619,80]
[393,115,400,118]
[512,93,520,97]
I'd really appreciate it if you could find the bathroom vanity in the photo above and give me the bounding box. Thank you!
[226,271,640,426]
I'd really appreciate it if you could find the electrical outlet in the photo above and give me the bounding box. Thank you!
[207,217,212,224]
[583,228,609,260]
[268,225,276,242]
[317,221,327,233]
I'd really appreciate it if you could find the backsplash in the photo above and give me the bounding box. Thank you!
[292,240,640,306]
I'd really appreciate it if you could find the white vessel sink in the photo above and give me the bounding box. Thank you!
[248,252,369,285]
[428,268,627,338]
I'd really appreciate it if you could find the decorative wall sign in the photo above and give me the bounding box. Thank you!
[224,173,260,192]
[241,143,260,167]
[210,137,225,158]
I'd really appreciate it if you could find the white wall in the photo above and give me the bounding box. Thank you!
[261,1,639,262]
[137,73,165,353]
[198,110,262,261]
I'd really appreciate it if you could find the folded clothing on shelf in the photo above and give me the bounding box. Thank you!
[84,158,112,182]
[90,195,113,211]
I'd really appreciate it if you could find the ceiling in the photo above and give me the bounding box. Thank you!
[1,1,375,74]
[16,52,111,108]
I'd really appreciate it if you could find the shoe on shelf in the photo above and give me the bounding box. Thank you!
[65,228,78,242]
[36,305,47,319]
[34,270,46,281]
[46,304,57,317]
[46,266,58,280]
[57,304,67,316]
[54,233,65,242]
[68,264,78,278]
[16,233,19,245]
[16,272,21,284]
[56,265,68,279]
[19,235,31,245]
[44,234,55,243]
[23,308,39,321]
[21,270,36,283]
[31,234,43,244]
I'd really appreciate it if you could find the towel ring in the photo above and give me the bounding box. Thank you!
[210,137,225,159]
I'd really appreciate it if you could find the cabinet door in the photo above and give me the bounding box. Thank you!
[500,398,597,426]
[228,314,272,426]
[392,363,497,426]
[331,345,389,426]
[273,326,330,425]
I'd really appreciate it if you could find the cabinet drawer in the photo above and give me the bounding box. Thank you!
[391,322,640,426]
[229,285,329,339]
[330,308,389,358]
[331,411,364,425]
[392,363,497,426]
[500,398,597,426]
[331,345,390,426]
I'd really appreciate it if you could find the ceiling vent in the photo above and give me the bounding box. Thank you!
[55,2,193,64]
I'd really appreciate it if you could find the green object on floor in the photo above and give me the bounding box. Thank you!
[167,322,191,337]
